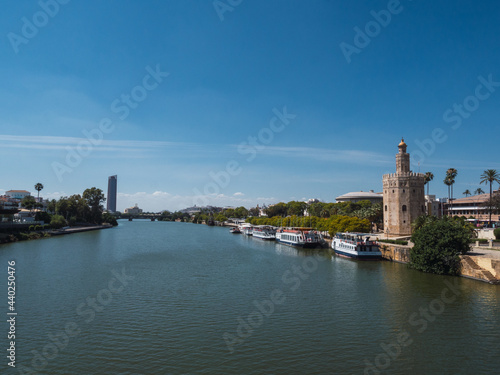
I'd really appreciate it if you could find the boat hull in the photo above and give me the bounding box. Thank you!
[253,235,275,241]
[276,239,321,248]
[334,249,382,260]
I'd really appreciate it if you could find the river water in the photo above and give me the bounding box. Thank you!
[1,220,499,374]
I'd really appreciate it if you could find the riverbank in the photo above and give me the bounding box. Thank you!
[0,224,113,245]
[379,242,500,284]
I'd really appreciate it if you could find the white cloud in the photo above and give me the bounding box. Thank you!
[239,145,392,165]
[233,192,244,196]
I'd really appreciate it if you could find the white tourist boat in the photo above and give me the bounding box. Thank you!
[239,223,253,236]
[331,233,382,260]
[276,227,323,248]
[252,225,276,240]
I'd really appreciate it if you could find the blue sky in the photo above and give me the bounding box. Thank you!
[1,0,499,212]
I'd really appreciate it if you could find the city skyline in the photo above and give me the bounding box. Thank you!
[1,1,500,212]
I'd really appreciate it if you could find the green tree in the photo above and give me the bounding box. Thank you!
[248,207,260,217]
[102,212,118,226]
[35,211,52,224]
[463,189,471,197]
[21,196,37,212]
[446,168,458,214]
[410,217,474,275]
[286,201,307,216]
[265,202,287,217]
[50,214,67,229]
[474,188,485,195]
[424,172,434,195]
[480,169,500,227]
[83,187,106,224]
[46,199,57,214]
[215,213,227,222]
[34,183,44,202]
[444,174,453,216]
[233,206,249,218]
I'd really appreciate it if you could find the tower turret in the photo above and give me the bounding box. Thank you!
[396,138,410,174]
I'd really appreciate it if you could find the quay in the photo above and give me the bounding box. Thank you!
[378,240,500,284]
[49,224,113,236]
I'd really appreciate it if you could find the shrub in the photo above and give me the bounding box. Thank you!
[35,211,52,224]
[35,225,42,231]
[494,228,500,240]
[29,225,35,232]
[50,215,67,229]
[102,213,118,226]
[17,233,30,241]
[410,217,475,275]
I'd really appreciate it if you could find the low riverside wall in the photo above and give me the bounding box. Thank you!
[379,243,499,284]
[379,243,411,263]
[460,256,500,284]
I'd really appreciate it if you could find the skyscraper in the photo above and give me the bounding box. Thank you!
[107,175,117,212]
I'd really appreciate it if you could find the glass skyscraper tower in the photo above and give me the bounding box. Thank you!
[107,175,117,212]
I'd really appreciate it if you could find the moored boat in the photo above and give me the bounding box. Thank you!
[276,227,323,248]
[331,233,382,260]
[239,223,253,236]
[252,225,276,240]
[230,227,241,234]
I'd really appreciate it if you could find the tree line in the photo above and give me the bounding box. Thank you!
[22,187,116,228]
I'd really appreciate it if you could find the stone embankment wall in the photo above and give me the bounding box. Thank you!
[379,244,411,263]
[460,256,500,284]
[379,243,499,284]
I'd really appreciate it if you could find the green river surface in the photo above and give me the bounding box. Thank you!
[1,220,499,374]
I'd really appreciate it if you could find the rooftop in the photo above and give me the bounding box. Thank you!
[450,190,499,205]
[336,191,383,200]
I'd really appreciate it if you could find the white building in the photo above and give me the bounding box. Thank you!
[6,190,31,200]
[124,204,143,214]
[336,190,383,204]
[425,195,442,217]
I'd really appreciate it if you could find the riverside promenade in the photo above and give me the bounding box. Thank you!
[50,224,113,235]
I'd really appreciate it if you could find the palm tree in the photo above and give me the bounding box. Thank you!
[424,172,434,196]
[463,189,471,197]
[480,169,500,227]
[444,176,453,216]
[34,183,44,202]
[475,188,485,195]
[446,168,458,216]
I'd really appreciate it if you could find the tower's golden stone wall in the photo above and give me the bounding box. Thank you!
[383,140,425,236]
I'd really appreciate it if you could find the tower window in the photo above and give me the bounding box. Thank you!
[392,190,394,193]
[385,205,387,211]
[403,189,405,193]
[402,205,407,212]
